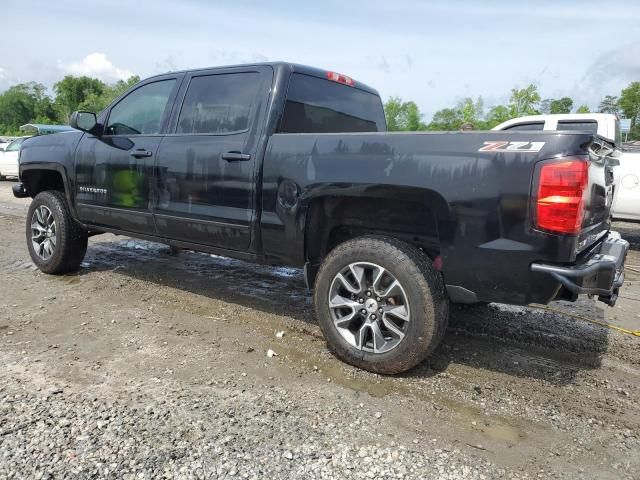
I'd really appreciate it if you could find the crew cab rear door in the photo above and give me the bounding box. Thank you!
[153,66,272,250]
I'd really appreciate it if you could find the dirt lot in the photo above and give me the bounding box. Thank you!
[0,182,639,479]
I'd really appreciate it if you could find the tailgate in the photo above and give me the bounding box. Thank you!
[578,136,616,252]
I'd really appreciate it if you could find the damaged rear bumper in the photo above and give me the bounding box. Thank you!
[530,231,629,306]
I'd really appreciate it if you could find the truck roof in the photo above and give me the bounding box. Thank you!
[146,61,381,96]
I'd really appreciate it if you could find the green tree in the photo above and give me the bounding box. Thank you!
[384,97,426,131]
[508,84,540,117]
[620,82,640,130]
[549,97,573,114]
[78,76,140,113]
[485,105,511,128]
[539,99,552,114]
[428,107,462,131]
[53,76,106,121]
[458,97,484,124]
[426,97,484,131]
[0,82,56,134]
[598,95,620,114]
[575,105,590,114]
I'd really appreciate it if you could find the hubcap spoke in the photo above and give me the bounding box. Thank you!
[378,280,401,299]
[334,273,361,295]
[384,304,410,322]
[381,316,406,341]
[328,261,410,354]
[370,321,386,353]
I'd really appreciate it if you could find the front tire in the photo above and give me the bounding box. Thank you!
[314,235,449,374]
[26,191,88,274]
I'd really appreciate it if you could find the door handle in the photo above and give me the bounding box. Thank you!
[130,149,153,158]
[221,151,251,162]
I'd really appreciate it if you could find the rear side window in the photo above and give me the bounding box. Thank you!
[176,73,261,134]
[279,73,386,133]
[503,122,544,131]
[556,120,598,133]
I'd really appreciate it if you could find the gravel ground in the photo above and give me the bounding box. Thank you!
[0,182,639,479]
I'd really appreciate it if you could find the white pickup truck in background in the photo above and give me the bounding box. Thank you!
[493,113,639,222]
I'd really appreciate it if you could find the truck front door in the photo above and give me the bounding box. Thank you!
[74,75,180,235]
[153,66,272,250]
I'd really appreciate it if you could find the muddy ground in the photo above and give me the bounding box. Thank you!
[0,182,639,479]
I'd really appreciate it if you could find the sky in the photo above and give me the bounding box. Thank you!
[1,0,639,119]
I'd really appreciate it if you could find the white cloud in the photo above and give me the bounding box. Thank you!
[0,67,5,79]
[63,53,132,82]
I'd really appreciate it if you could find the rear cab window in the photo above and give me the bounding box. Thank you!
[556,120,598,133]
[278,73,386,133]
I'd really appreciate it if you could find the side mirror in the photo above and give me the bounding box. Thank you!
[70,111,98,133]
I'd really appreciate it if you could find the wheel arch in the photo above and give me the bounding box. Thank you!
[303,186,451,287]
[20,164,81,223]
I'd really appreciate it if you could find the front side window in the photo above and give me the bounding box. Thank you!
[105,80,175,136]
[176,72,261,134]
[279,73,386,133]
[503,122,544,131]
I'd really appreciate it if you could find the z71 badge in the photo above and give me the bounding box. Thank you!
[478,141,545,153]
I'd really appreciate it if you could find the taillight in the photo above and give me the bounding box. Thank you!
[326,71,354,86]
[535,157,589,235]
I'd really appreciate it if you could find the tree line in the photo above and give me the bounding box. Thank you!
[0,75,140,135]
[385,81,640,140]
[1,73,639,140]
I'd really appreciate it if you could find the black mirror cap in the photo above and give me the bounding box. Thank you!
[70,111,99,134]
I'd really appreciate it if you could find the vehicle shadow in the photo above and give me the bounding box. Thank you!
[78,238,609,386]
[406,302,608,386]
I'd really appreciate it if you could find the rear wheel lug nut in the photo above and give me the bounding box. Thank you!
[378,307,383,313]
[358,298,364,303]
[360,309,366,315]
[366,291,372,297]
[371,314,376,320]
[376,297,381,301]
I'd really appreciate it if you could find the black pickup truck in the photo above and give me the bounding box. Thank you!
[14,62,628,374]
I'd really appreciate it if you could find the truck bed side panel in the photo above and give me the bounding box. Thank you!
[261,131,595,305]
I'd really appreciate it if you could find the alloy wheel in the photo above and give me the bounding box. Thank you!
[328,262,411,354]
[31,205,56,260]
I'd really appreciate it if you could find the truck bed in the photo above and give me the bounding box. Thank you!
[261,130,612,305]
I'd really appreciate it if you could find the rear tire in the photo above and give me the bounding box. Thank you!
[314,235,449,374]
[26,190,88,274]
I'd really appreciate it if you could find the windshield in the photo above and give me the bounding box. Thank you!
[5,138,25,152]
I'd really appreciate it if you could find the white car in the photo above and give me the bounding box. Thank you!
[492,113,620,143]
[0,137,28,180]
[492,113,640,221]
[612,143,640,221]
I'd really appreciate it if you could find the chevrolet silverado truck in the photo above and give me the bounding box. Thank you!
[13,62,629,374]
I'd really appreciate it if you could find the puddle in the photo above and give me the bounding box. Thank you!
[439,397,525,443]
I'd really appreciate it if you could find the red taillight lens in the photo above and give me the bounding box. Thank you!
[536,158,589,234]
[326,71,354,86]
